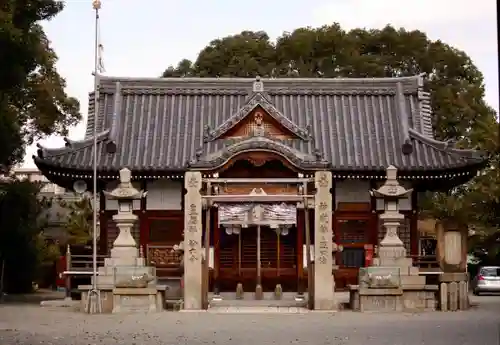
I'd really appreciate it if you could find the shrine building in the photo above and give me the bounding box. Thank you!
[34,75,486,293]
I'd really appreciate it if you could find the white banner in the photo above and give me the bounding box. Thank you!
[218,203,296,225]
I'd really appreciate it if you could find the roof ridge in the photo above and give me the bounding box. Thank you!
[408,128,485,160]
[36,130,110,158]
[98,74,424,84]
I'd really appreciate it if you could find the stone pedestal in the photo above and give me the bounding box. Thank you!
[183,171,203,310]
[112,287,163,313]
[313,171,336,310]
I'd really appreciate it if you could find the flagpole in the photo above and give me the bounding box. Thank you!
[87,0,102,314]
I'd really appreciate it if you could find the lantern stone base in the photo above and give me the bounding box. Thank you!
[112,287,163,313]
[79,285,166,313]
[349,285,438,312]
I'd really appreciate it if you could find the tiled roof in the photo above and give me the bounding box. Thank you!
[34,75,486,174]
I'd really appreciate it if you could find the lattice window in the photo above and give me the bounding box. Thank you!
[337,219,369,244]
[377,217,411,253]
[341,248,365,268]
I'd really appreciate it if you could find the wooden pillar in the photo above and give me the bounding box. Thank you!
[410,190,419,256]
[297,210,304,294]
[138,181,148,257]
[213,207,220,295]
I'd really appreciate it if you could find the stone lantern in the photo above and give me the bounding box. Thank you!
[370,165,412,266]
[102,168,147,266]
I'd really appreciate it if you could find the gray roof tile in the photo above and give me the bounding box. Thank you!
[34,75,486,174]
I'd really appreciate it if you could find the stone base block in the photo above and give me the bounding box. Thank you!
[112,287,163,313]
[403,290,437,311]
[350,285,438,312]
[374,257,413,268]
[104,257,145,267]
[359,293,404,312]
[401,275,426,288]
[439,272,468,283]
[80,287,114,313]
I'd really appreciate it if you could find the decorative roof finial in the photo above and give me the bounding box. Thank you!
[253,75,264,92]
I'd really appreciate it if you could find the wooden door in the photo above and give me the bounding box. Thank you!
[217,226,298,292]
[334,215,373,289]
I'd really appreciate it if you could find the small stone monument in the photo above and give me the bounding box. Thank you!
[81,168,163,313]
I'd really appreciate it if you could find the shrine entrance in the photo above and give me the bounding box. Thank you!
[217,203,298,293]
[218,224,298,292]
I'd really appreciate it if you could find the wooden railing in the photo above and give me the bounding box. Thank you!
[63,246,107,298]
[410,255,440,270]
[146,244,182,277]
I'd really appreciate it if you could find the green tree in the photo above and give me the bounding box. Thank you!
[58,196,93,245]
[0,179,47,293]
[162,24,499,239]
[0,0,81,170]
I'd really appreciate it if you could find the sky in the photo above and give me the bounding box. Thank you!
[22,0,499,167]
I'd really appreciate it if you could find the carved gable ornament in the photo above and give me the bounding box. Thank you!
[206,93,312,142]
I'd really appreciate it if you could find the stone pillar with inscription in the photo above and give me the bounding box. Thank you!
[313,171,336,310]
[183,171,203,310]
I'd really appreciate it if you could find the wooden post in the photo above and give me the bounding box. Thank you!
[277,231,281,277]
[203,182,211,309]
[256,225,262,290]
[213,208,220,296]
[303,182,313,309]
[65,245,71,299]
[297,210,304,295]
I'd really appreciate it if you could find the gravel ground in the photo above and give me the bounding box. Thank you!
[0,295,499,345]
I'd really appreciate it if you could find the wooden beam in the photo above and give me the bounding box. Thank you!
[203,178,313,184]
[203,194,314,203]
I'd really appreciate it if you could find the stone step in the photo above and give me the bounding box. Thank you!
[209,295,307,308]
[94,274,157,287]
[206,306,310,314]
[401,275,426,288]
[98,265,154,276]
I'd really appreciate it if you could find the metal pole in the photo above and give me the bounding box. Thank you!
[87,0,102,314]
[65,245,71,300]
